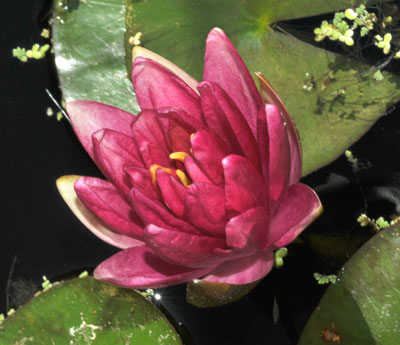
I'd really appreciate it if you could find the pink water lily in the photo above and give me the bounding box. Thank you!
[57,28,322,289]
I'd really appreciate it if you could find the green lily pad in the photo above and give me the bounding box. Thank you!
[0,277,182,345]
[53,0,139,114]
[125,0,400,175]
[298,224,400,345]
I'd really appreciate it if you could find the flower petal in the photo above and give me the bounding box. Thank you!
[94,246,214,289]
[92,129,143,194]
[74,176,144,239]
[191,130,229,186]
[183,182,226,237]
[131,109,172,169]
[268,183,323,248]
[184,156,213,184]
[132,58,203,122]
[223,155,269,215]
[265,104,291,211]
[129,188,201,235]
[198,81,261,171]
[144,225,227,268]
[124,165,160,200]
[203,28,262,136]
[132,46,199,92]
[56,175,143,249]
[202,250,274,285]
[226,207,269,253]
[256,72,302,184]
[156,169,186,217]
[66,101,135,160]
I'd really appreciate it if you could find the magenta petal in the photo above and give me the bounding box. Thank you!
[158,108,206,132]
[131,110,172,169]
[129,188,201,235]
[132,58,203,122]
[223,155,269,215]
[202,250,274,284]
[144,224,228,268]
[92,129,143,194]
[198,81,261,171]
[94,246,214,289]
[75,176,144,239]
[156,170,186,217]
[191,130,229,186]
[66,101,135,160]
[56,175,143,249]
[183,183,226,237]
[265,104,291,211]
[256,73,302,184]
[203,28,262,136]
[124,165,160,200]
[269,183,323,248]
[184,156,213,184]
[226,207,269,253]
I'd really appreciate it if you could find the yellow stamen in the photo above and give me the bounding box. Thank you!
[169,151,189,163]
[190,133,196,140]
[176,169,192,188]
[149,164,171,186]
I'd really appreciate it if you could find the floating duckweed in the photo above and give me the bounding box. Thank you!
[7,309,15,316]
[373,70,384,82]
[345,150,358,171]
[313,273,337,285]
[375,33,392,54]
[41,275,53,292]
[345,8,357,21]
[41,28,50,38]
[56,111,63,121]
[302,72,315,92]
[47,107,54,116]
[357,213,394,231]
[12,47,28,62]
[79,271,88,278]
[129,32,142,46]
[274,247,288,268]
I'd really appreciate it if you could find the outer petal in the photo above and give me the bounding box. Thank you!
[183,183,226,237]
[203,28,262,136]
[74,176,144,239]
[265,104,291,211]
[66,101,135,160]
[226,207,269,253]
[56,175,143,249]
[223,155,269,215]
[92,129,143,194]
[202,250,274,285]
[268,183,323,248]
[132,46,199,92]
[129,188,201,235]
[256,72,301,184]
[132,58,203,122]
[94,246,214,289]
[144,225,228,268]
[198,81,261,171]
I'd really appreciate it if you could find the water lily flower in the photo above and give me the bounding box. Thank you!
[57,28,322,289]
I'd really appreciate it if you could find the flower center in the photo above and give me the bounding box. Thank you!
[149,151,192,188]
